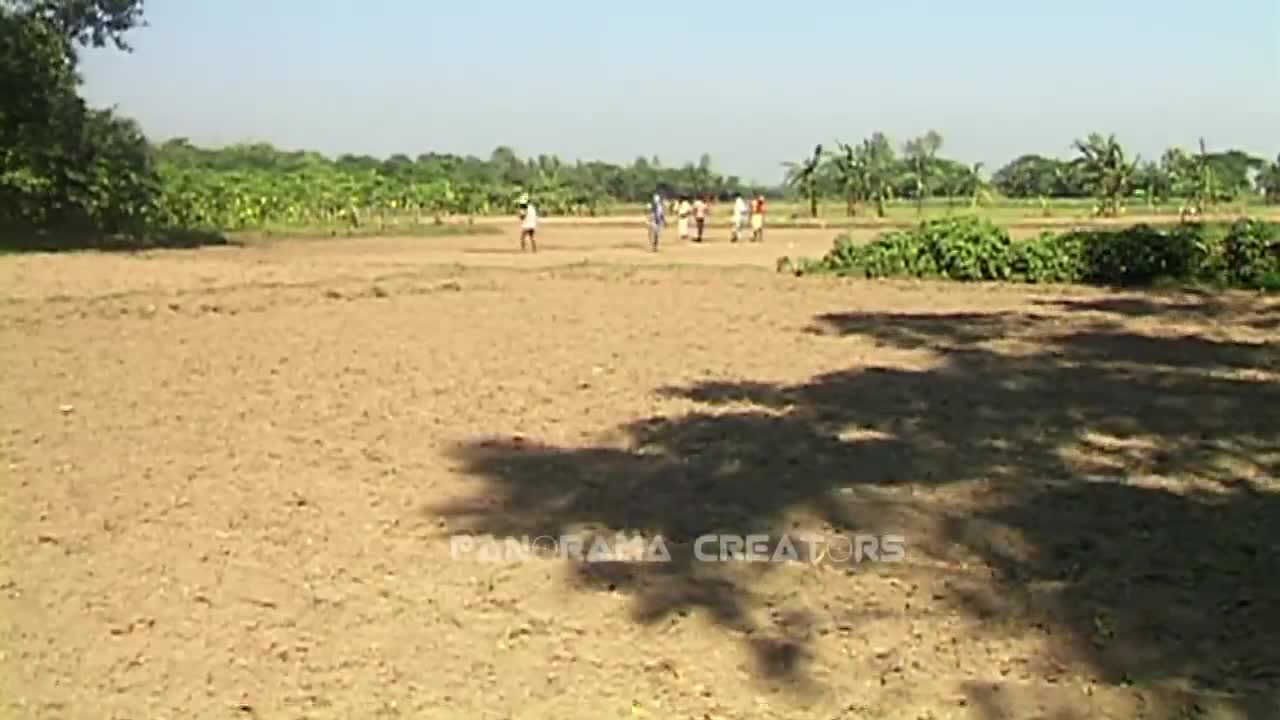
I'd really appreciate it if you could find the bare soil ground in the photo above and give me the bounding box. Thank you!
[2,226,1278,719]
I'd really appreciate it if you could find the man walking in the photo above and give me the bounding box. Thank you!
[750,194,766,242]
[692,195,708,242]
[518,194,538,252]
[730,193,748,243]
[648,193,666,251]
[677,196,692,241]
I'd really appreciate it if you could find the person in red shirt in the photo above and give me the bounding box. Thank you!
[750,195,766,242]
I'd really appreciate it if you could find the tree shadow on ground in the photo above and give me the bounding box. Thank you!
[436,304,1279,715]
[1037,294,1280,332]
[0,225,235,253]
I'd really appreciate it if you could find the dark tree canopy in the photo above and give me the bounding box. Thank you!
[4,0,144,50]
[2,0,159,244]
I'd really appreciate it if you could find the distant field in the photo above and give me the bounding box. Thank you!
[451,199,1280,232]
[442,196,1280,226]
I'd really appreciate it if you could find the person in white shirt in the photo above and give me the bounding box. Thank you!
[730,193,748,243]
[676,196,692,240]
[648,193,666,251]
[518,197,538,252]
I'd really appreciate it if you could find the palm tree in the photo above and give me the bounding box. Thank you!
[783,144,824,218]
[1072,133,1138,217]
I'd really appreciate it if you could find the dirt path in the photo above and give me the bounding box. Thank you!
[2,230,1278,719]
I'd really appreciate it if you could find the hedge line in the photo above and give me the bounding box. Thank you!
[779,216,1280,290]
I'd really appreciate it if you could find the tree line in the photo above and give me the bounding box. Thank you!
[152,141,770,229]
[782,134,1280,219]
[3,0,1278,246]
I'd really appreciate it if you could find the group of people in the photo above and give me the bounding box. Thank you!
[514,192,767,253]
[647,192,766,251]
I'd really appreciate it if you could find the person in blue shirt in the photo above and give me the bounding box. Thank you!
[648,193,666,251]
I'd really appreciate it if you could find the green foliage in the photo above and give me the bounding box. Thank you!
[823,134,897,218]
[1063,220,1280,288]
[1072,133,1139,217]
[785,215,1280,292]
[152,164,512,232]
[1066,225,1187,285]
[824,230,938,278]
[901,131,944,216]
[1,0,172,247]
[8,0,145,50]
[803,131,1266,213]
[917,216,1014,280]
[1257,155,1280,204]
[1012,231,1086,284]
[145,142,770,233]
[991,154,1082,198]
[804,217,1014,280]
[783,145,824,218]
[1223,219,1280,290]
[3,1,1274,248]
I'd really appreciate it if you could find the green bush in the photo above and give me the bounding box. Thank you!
[1223,219,1280,290]
[831,230,939,278]
[1183,222,1231,284]
[1011,231,1086,284]
[814,217,1015,281]
[918,216,1015,281]
[782,215,1277,292]
[1072,223,1204,286]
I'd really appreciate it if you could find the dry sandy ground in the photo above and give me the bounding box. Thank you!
[2,227,1279,719]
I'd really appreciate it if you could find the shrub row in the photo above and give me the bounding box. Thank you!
[779,216,1280,290]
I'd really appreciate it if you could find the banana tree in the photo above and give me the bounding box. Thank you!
[856,134,896,218]
[1134,160,1171,209]
[1072,133,1138,217]
[902,130,943,216]
[826,141,866,217]
[1258,154,1280,204]
[1161,144,1212,217]
[783,144,824,218]
[1192,138,1217,213]
[530,155,575,214]
[961,162,993,209]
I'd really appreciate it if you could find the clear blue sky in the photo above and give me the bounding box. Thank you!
[80,0,1279,184]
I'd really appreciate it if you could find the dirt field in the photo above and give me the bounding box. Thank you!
[2,226,1278,719]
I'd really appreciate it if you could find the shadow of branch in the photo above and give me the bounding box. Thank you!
[434,301,1280,714]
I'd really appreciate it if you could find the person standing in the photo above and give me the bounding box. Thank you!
[648,193,666,251]
[750,194,766,242]
[692,195,708,242]
[518,195,538,252]
[677,196,692,240]
[730,193,748,243]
